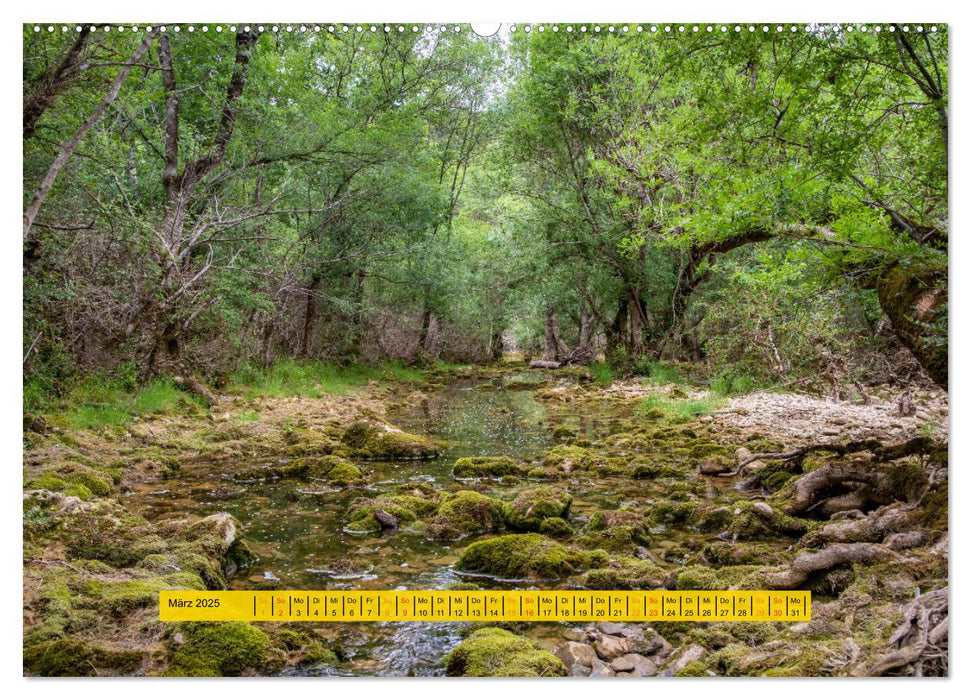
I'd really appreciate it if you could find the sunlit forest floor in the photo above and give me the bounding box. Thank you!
[23,361,948,677]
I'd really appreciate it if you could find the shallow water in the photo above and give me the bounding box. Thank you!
[126,373,685,675]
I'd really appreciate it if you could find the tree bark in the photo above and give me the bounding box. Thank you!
[876,262,947,389]
[543,305,570,361]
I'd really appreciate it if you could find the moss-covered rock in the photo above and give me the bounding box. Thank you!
[167,622,270,676]
[540,445,608,473]
[539,517,574,538]
[23,639,144,676]
[272,628,338,668]
[506,486,572,532]
[444,627,566,677]
[457,533,606,580]
[581,556,672,590]
[341,420,445,460]
[237,455,364,487]
[427,491,507,540]
[728,501,815,540]
[453,456,527,479]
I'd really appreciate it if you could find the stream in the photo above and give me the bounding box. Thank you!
[125,371,694,676]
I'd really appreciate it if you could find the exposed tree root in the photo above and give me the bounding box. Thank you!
[763,543,911,589]
[729,436,936,478]
[782,462,896,516]
[861,587,948,676]
[802,503,921,547]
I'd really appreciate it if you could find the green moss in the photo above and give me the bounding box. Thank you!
[506,486,572,532]
[457,533,606,580]
[728,501,814,540]
[540,445,608,473]
[427,491,507,540]
[887,460,928,502]
[582,557,671,590]
[689,504,733,532]
[342,420,445,460]
[645,499,696,525]
[326,463,365,486]
[453,456,526,479]
[676,565,723,590]
[25,463,113,499]
[24,639,143,676]
[444,627,566,677]
[675,660,710,677]
[167,622,270,676]
[539,517,574,538]
[25,472,68,491]
[88,572,205,616]
[273,628,338,667]
[61,507,168,567]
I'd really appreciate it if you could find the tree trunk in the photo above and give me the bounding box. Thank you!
[876,262,947,389]
[544,305,570,361]
[300,274,321,358]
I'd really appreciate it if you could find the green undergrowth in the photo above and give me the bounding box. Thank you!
[634,358,684,386]
[588,362,614,386]
[25,375,202,431]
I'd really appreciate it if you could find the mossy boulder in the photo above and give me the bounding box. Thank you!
[341,420,445,460]
[444,627,566,677]
[87,572,206,616]
[59,502,168,568]
[577,509,653,552]
[346,494,422,533]
[540,445,607,474]
[25,463,113,500]
[506,486,572,532]
[238,455,364,486]
[273,628,338,668]
[426,491,507,540]
[539,517,574,538]
[457,533,606,580]
[167,622,270,676]
[453,456,527,479]
[581,556,672,590]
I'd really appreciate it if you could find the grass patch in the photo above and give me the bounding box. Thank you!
[63,404,132,430]
[588,362,614,386]
[237,410,261,422]
[634,357,683,386]
[228,358,425,399]
[639,394,727,421]
[709,372,758,396]
[133,379,192,414]
[31,374,200,431]
[379,360,425,382]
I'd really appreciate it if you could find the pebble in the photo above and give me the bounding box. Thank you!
[554,641,598,669]
[594,634,629,661]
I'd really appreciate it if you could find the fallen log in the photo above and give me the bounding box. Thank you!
[529,360,562,369]
[173,374,218,406]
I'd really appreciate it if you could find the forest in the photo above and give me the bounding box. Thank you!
[23,23,948,678]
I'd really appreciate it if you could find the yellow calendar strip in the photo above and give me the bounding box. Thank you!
[160,590,810,622]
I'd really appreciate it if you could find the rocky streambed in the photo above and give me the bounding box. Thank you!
[22,365,949,676]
